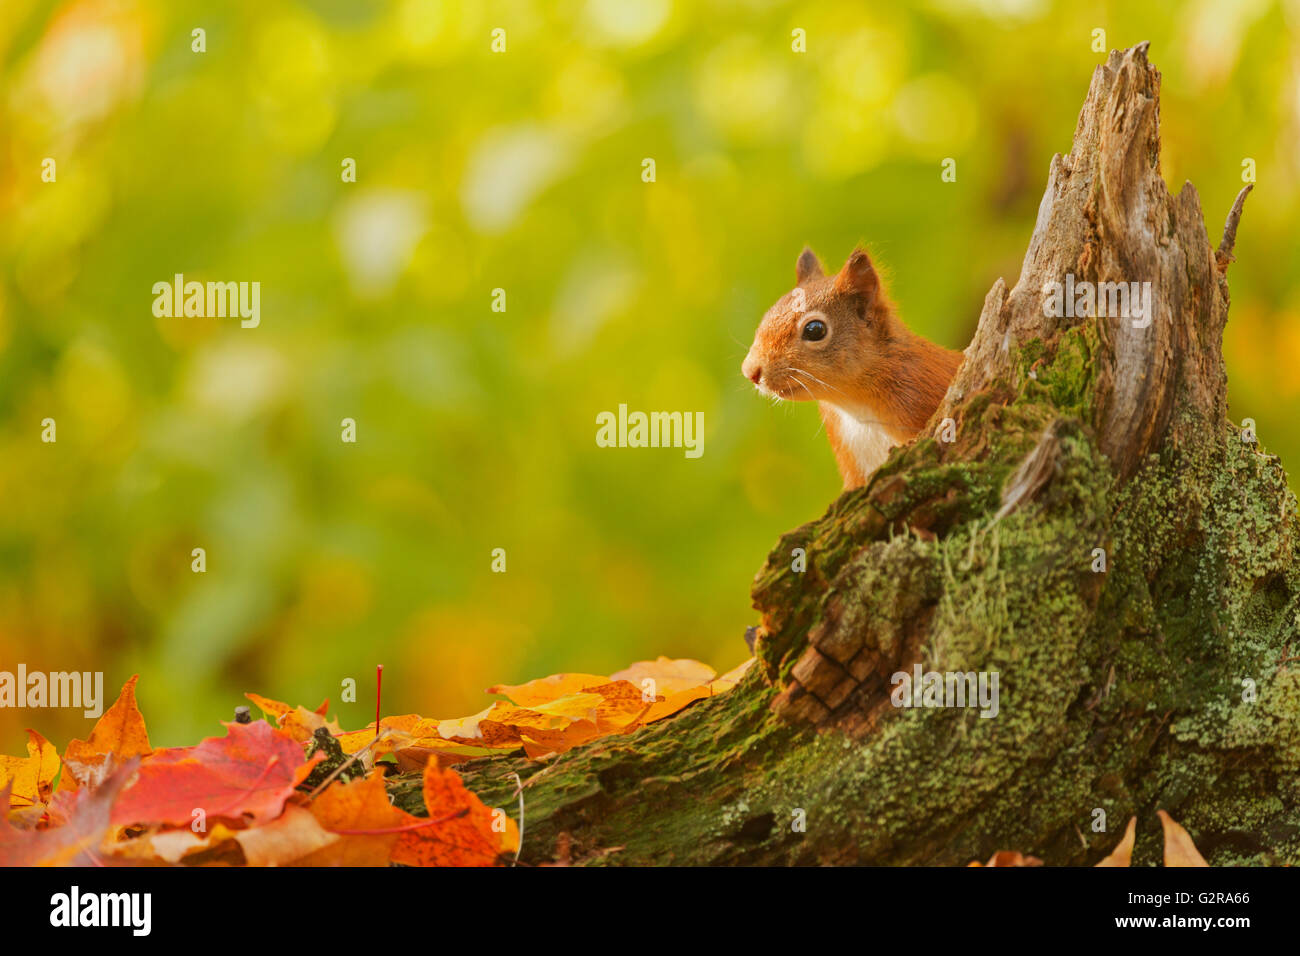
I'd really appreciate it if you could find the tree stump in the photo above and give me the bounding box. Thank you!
[400,44,1300,866]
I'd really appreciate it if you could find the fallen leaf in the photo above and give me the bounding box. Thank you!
[61,674,152,790]
[709,657,755,692]
[641,686,710,724]
[234,804,339,866]
[438,704,527,747]
[0,729,60,807]
[487,673,612,706]
[125,827,215,863]
[0,762,137,866]
[336,713,425,756]
[610,657,717,697]
[110,720,321,828]
[478,694,603,752]
[301,771,411,866]
[439,658,752,759]
[1157,810,1209,867]
[390,761,514,867]
[244,692,292,722]
[336,713,519,770]
[245,694,340,745]
[1095,815,1136,867]
[969,850,1043,867]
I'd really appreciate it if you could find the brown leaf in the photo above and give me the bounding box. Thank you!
[1157,810,1209,867]
[234,804,338,866]
[103,822,243,865]
[1095,815,1136,866]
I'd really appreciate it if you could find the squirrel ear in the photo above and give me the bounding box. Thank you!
[796,246,824,284]
[835,248,879,299]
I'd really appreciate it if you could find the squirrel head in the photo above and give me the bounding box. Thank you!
[742,246,897,406]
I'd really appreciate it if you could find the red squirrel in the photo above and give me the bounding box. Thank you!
[742,247,963,489]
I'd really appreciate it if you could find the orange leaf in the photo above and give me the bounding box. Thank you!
[1157,810,1209,867]
[487,673,612,706]
[336,713,425,755]
[477,695,604,754]
[641,686,710,724]
[302,771,410,866]
[438,704,526,747]
[336,713,517,770]
[246,693,339,745]
[278,706,343,745]
[0,729,60,807]
[244,692,293,721]
[61,674,152,790]
[1095,816,1136,867]
[109,720,321,828]
[390,762,513,867]
[970,850,1043,867]
[610,657,717,696]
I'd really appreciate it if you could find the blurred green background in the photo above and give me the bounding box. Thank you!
[2,0,1297,749]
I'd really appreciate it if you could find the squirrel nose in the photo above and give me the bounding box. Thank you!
[748,366,763,385]
[742,355,763,385]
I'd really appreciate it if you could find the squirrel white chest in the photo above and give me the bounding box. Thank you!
[834,407,896,478]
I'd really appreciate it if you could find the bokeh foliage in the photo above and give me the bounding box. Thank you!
[1,0,1297,746]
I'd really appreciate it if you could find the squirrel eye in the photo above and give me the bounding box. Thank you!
[801,319,828,342]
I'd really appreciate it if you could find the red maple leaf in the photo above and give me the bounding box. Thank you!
[110,720,320,828]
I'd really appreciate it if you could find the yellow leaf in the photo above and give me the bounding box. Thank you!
[486,673,612,706]
[0,730,60,807]
[435,705,510,744]
[610,657,717,696]
[710,657,755,692]
[336,713,424,755]
[280,706,343,744]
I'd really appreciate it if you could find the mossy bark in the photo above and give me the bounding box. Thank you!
[393,46,1300,866]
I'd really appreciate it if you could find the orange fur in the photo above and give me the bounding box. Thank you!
[743,247,963,489]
